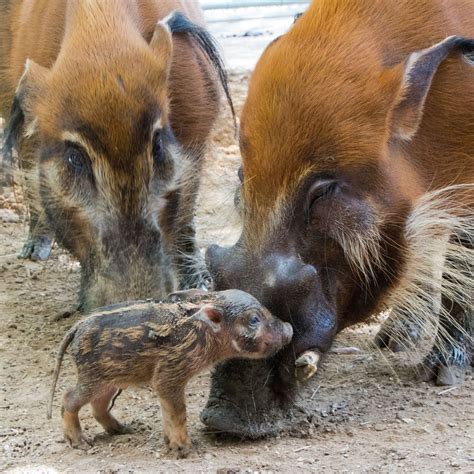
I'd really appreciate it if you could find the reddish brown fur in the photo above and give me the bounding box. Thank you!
[241,0,473,228]
[202,0,473,436]
[0,0,224,309]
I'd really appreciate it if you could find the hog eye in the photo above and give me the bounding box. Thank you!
[308,179,338,209]
[152,131,164,166]
[65,146,89,175]
[249,314,261,327]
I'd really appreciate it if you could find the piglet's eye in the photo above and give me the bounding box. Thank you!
[152,131,164,166]
[249,314,261,327]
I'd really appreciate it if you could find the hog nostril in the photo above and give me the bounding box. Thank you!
[298,264,318,289]
[263,255,317,299]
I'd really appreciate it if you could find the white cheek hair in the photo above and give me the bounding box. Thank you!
[231,340,242,352]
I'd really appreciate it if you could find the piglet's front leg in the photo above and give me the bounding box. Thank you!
[155,384,192,459]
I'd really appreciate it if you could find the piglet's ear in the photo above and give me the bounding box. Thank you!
[168,288,208,302]
[194,305,223,333]
[389,36,474,141]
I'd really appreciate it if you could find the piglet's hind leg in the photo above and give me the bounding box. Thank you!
[91,387,132,435]
[62,386,93,450]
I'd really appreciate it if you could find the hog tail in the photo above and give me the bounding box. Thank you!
[46,326,77,420]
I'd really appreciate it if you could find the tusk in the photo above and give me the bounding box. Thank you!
[295,350,321,382]
[330,346,361,355]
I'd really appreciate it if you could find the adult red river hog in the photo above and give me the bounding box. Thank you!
[0,0,233,311]
[203,0,473,437]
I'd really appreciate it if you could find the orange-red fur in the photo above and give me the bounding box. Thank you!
[241,0,473,229]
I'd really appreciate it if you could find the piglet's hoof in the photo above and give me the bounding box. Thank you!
[65,433,92,450]
[166,440,192,459]
[295,350,320,383]
[105,423,133,436]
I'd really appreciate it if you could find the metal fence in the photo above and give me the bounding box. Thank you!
[202,1,310,23]
[202,1,310,9]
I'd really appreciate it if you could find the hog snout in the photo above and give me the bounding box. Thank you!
[207,244,317,305]
[207,241,340,383]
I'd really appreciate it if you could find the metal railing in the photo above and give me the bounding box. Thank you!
[202,1,310,9]
[202,0,310,24]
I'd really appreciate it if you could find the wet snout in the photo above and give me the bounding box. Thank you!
[207,242,338,383]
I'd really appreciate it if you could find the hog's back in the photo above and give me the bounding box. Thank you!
[0,0,220,148]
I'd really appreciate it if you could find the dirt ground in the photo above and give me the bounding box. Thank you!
[1,73,473,474]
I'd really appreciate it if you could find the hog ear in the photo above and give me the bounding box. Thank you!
[388,36,474,141]
[16,59,49,118]
[4,60,48,156]
[193,305,223,333]
[149,19,173,81]
[167,288,208,302]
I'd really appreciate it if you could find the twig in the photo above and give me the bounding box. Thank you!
[294,445,311,453]
[437,386,458,396]
[310,384,321,400]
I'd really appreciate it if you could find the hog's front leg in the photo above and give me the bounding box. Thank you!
[154,384,191,459]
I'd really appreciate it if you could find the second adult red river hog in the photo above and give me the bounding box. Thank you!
[0,1,233,311]
[47,289,293,458]
[203,0,474,437]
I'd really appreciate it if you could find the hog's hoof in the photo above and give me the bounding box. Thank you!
[374,315,421,353]
[418,361,467,386]
[65,432,92,450]
[18,235,53,261]
[418,344,471,386]
[295,350,320,383]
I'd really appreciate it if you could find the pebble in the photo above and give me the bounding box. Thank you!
[0,209,20,223]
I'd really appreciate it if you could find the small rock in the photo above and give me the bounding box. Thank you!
[0,209,20,223]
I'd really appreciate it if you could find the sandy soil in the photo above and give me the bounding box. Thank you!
[1,73,473,474]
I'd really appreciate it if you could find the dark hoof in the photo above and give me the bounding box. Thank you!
[374,316,421,352]
[418,362,467,386]
[106,423,134,436]
[18,236,53,261]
